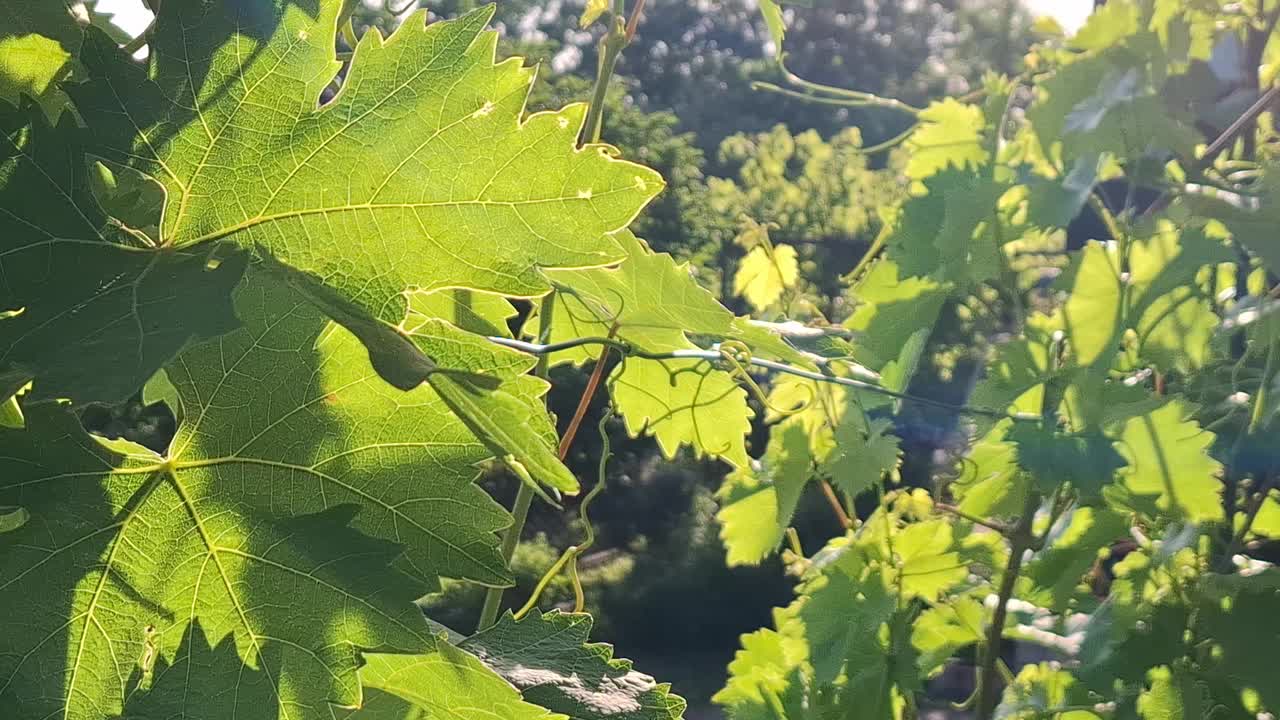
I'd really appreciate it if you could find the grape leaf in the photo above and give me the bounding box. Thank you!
[68,2,662,390]
[0,0,81,115]
[1069,0,1139,51]
[716,422,812,565]
[1111,400,1223,523]
[735,244,799,311]
[340,639,566,720]
[713,626,808,720]
[460,610,686,720]
[843,259,949,370]
[409,289,518,339]
[0,104,247,406]
[1009,424,1126,500]
[788,559,894,685]
[904,99,988,180]
[0,270,530,718]
[546,231,735,362]
[822,416,900,500]
[1023,507,1128,611]
[1137,666,1203,720]
[951,420,1031,518]
[912,596,985,675]
[611,355,753,468]
[1060,242,1123,368]
[1196,572,1280,711]
[887,169,1006,288]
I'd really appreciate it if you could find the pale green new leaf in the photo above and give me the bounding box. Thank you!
[904,99,988,180]
[1060,241,1123,368]
[0,271,526,719]
[716,422,812,565]
[0,0,81,114]
[1023,507,1129,611]
[844,259,949,370]
[69,2,662,389]
[734,244,799,311]
[611,355,753,468]
[1111,400,1223,523]
[1136,666,1203,720]
[409,289,518,339]
[546,231,735,362]
[461,610,687,720]
[713,626,808,720]
[912,596,985,675]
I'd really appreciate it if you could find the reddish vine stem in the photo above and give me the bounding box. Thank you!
[975,491,1039,720]
[819,480,853,529]
[557,327,617,459]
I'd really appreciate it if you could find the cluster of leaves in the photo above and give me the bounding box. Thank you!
[712,1,1280,719]
[6,1,1280,720]
[0,0,713,717]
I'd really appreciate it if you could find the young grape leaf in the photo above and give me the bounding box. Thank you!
[886,169,1007,288]
[460,610,686,720]
[843,259,949,370]
[787,559,894,685]
[904,99,988,180]
[545,231,735,363]
[1060,242,1123,368]
[950,420,1031,518]
[409,289,519,339]
[69,1,662,390]
[912,596,985,675]
[0,270,532,718]
[0,0,81,115]
[1136,665,1203,720]
[1110,400,1223,523]
[1009,424,1125,500]
[821,416,900,500]
[339,639,566,720]
[0,103,247,406]
[1023,506,1129,611]
[611,355,753,468]
[713,625,809,720]
[716,422,812,565]
[1196,572,1280,711]
[735,244,799,311]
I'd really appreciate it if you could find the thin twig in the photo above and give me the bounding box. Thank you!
[819,480,853,529]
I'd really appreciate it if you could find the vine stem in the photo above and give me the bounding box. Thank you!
[581,0,629,146]
[975,490,1040,720]
[485,335,1041,422]
[477,293,559,631]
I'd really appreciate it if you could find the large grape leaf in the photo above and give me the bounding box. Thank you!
[0,103,246,406]
[339,639,566,720]
[904,99,988,180]
[460,610,686,720]
[66,0,662,390]
[0,270,530,719]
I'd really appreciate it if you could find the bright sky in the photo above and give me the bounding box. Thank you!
[96,0,1098,39]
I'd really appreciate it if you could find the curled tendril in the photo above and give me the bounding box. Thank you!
[715,340,812,417]
[515,411,615,619]
[554,284,628,333]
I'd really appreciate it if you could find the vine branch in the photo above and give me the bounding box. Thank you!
[485,335,1040,422]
